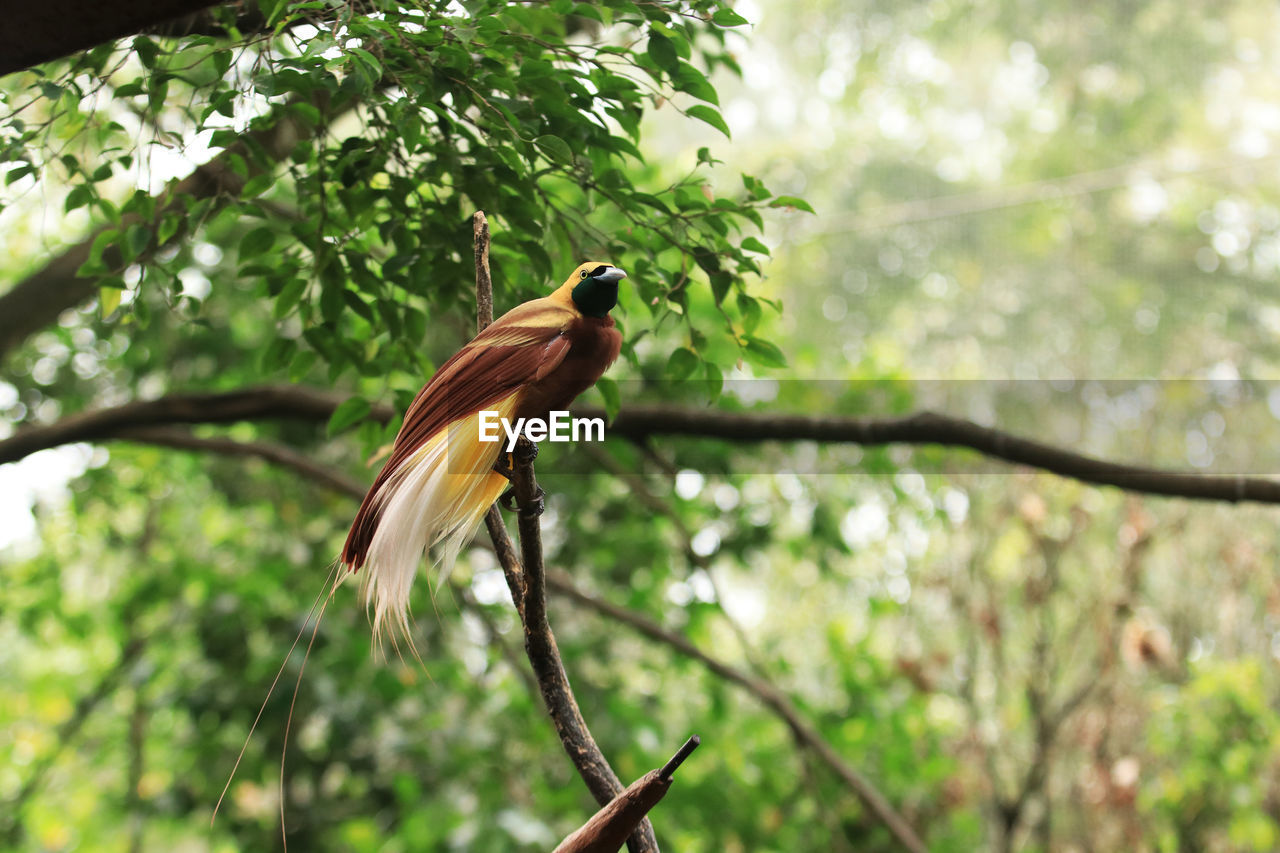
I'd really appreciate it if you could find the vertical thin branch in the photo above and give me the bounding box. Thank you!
[475,211,523,604]
[472,211,659,853]
[474,211,494,333]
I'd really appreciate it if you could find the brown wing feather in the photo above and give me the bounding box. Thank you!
[342,320,573,568]
[385,335,572,476]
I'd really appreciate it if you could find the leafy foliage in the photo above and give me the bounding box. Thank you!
[2,0,786,413]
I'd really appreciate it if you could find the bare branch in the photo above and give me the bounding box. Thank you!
[473,214,658,853]
[593,405,1280,504]
[474,211,494,333]
[4,385,1280,506]
[472,210,524,605]
[547,573,929,853]
[554,737,700,853]
[0,386,363,464]
[111,426,366,499]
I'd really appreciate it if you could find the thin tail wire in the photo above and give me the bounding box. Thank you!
[278,592,329,851]
[211,560,341,827]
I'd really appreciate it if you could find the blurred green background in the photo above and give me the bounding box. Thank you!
[4,0,1280,850]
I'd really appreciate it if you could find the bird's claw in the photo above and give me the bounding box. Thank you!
[493,439,538,482]
[493,453,515,482]
[513,436,539,465]
[499,485,544,517]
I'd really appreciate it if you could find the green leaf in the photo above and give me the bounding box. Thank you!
[260,337,296,373]
[712,8,750,26]
[704,360,724,398]
[77,229,119,276]
[674,62,719,105]
[647,33,679,74]
[742,173,773,200]
[710,271,733,305]
[65,184,93,212]
[273,277,307,318]
[288,349,318,383]
[213,48,232,79]
[382,252,417,276]
[242,175,274,198]
[770,195,815,213]
[259,0,286,26]
[148,77,169,114]
[741,236,770,254]
[666,346,699,380]
[124,223,150,260]
[743,336,788,369]
[596,377,621,424]
[240,227,276,258]
[320,282,344,323]
[328,396,372,435]
[686,105,731,138]
[134,36,159,69]
[534,134,573,164]
[157,213,181,246]
[99,287,121,317]
[5,164,34,185]
[737,293,763,334]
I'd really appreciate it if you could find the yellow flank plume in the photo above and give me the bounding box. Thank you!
[360,394,518,640]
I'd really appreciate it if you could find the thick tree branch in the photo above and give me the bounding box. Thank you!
[5,385,1280,507]
[546,573,929,853]
[0,0,223,76]
[595,405,1280,504]
[0,386,354,464]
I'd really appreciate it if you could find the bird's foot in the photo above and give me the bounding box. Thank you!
[513,436,539,465]
[492,439,538,482]
[493,452,515,483]
[499,485,545,517]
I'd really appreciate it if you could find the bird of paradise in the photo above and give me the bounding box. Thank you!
[215,262,626,828]
[342,261,626,638]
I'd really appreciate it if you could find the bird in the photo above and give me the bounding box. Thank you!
[341,261,626,639]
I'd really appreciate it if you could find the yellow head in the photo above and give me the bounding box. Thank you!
[552,262,627,317]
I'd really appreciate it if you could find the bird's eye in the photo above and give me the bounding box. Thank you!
[580,270,588,279]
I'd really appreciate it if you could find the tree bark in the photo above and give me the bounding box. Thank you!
[0,0,224,77]
[5,385,1280,507]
